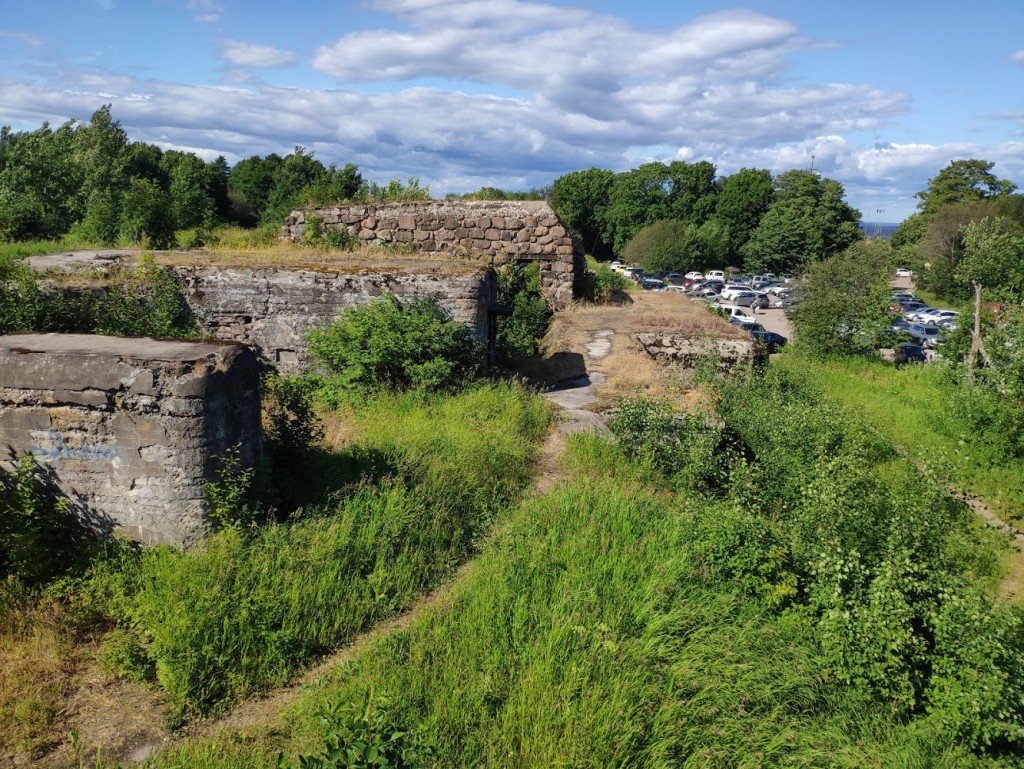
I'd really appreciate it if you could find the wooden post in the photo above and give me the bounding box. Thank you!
[967,282,982,380]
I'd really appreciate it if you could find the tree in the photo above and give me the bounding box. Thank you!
[741,170,861,274]
[228,153,283,225]
[713,167,774,259]
[916,159,1016,216]
[789,239,894,355]
[118,177,174,248]
[162,151,214,230]
[622,219,726,275]
[957,217,1024,298]
[262,147,326,224]
[0,121,81,239]
[550,168,616,259]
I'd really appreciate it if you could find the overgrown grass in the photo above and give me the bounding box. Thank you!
[153,368,1023,767]
[774,349,1024,523]
[154,424,1015,768]
[77,383,549,722]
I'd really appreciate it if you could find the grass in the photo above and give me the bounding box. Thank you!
[85,383,549,722]
[773,349,1024,524]
[151,428,1009,768]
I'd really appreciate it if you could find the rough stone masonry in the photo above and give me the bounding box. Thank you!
[0,334,262,546]
[281,200,585,309]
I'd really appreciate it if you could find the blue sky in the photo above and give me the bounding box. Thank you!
[1,0,1022,220]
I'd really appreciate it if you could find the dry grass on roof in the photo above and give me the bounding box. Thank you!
[153,244,491,276]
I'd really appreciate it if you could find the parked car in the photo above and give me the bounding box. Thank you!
[720,284,754,301]
[907,323,944,347]
[684,271,704,280]
[730,291,761,307]
[905,307,937,322]
[640,277,666,290]
[894,342,927,364]
[706,270,726,281]
[717,304,755,320]
[895,267,914,278]
[664,285,689,294]
[664,272,687,285]
[750,329,787,352]
[919,309,959,325]
[728,315,761,328]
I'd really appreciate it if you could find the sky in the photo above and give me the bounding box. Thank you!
[1,0,1022,221]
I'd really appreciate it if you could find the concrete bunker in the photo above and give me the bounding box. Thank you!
[0,333,262,546]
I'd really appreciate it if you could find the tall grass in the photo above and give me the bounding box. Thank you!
[155,435,1000,768]
[87,383,549,720]
[774,350,1024,522]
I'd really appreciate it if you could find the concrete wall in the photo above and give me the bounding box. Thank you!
[635,333,767,371]
[281,200,583,309]
[0,334,262,546]
[173,265,495,374]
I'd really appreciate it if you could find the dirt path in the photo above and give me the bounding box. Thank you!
[956,491,1024,602]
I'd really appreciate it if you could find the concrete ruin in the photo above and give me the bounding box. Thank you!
[175,264,495,374]
[0,334,262,546]
[281,200,584,309]
[635,333,767,371]
[24,253,497,374]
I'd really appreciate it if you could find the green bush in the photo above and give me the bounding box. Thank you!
[0,457,77,586]
[608,396,731,490]
[308,294,484,392]
[495,262,550,363]
[578,260,629,303]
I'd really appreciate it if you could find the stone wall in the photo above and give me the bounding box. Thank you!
[173,265,495,374]
[635,333,767,371]
[0,334,262,546]
[281,200,583,309]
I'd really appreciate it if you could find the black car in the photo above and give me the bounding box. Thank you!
[749,329,787,352]
[895,342,927,364]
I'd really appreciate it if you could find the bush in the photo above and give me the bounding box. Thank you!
[495,262,550,363]
[0,457,77,586]
[608,396,731,490]
[308,294,484,392]
[578,260,630,303]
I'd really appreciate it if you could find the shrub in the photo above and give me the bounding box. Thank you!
[578,260,629,303]
[608,396,730,490]
[495,262,550,362]
[204,451,259,530]
[0,457,77,586]
[308,294,484,392]
[289,696,431,769]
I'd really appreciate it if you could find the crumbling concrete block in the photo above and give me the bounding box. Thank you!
[0,334,262,546]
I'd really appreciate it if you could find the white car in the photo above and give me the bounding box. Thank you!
[706,270,726,281]
[684,271,704,280]
[716,304,755,320]
[920,309,959,325]
[895,267,914,278]
[720,284,753,301]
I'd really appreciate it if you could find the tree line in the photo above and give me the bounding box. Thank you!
[550,162,863,274]
[0,106,440,248]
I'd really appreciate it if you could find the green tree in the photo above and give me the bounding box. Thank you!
[550,168,616,259]
[228,153,283,225]
[741,170,861,273]
[495,262,550,362]
[303,162,364,205]
[0,121,81,239]
[263,147,327,224]
[622,219,726,275]
[789,238,894,354]
[957,216,1024,298]
[915,159,1016,216]
[119,177,174,248]
[713,167,774,259]
[162,151,215,230]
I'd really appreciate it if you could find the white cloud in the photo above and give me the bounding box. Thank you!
[0,29,43,47]
[1012,49,1024,63]
[0,0,1019,219]
[187,0,223,23]
[221,40,297,68]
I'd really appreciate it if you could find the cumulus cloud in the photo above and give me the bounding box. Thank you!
[0,0,1018,218]
[221,40,297,68]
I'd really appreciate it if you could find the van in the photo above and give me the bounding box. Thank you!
[707,270,725,281]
